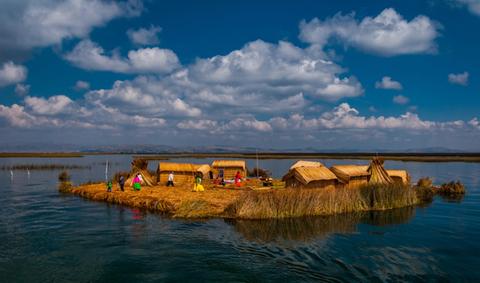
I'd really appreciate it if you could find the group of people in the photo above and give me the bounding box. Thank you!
[106,171,243,192]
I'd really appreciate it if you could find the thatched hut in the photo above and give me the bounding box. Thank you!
[387,170,411,185]
[330,165,370,189]
[211,160,246,180]
[367,157,394,185]
[194,164,213,182]
[282,166,339,189]
[125,159,156,186]
[157,162,197,185]
[289,160,323,170]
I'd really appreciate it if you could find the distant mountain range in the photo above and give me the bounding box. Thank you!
[0,143,474,154]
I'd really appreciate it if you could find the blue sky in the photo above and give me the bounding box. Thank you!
[0,0,479,150]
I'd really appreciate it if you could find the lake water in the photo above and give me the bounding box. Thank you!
[0,155,479,282]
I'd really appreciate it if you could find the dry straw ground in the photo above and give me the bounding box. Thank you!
[62,181,420,219]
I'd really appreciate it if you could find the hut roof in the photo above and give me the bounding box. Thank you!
[387,170,410,183]
[211,160,246,170]
[368,158,393,185]
[283,166,337,185]
[195,164,211,175]
[330,165,370,177]
[158,162,196,172]
[290,160,324,170]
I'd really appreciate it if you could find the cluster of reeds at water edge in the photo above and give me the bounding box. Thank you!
[226,183,417,219]
[58,171,73,192]
[1,164,90,170]
[413,177,465,203]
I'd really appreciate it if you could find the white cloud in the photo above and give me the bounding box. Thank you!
[268,103,463,131]
[74,80,90,91]
[15,84,30,96]
[0,104,37,127]
[393,95,409,105]
[448,71,469,86]
[24,95,73,115]
[0,61,27,87]
[456,0,480,16]
[85,78,201,118]
[220,118,273,132]
[469,118,480,129]
[375,76,403,90]
[127,25,161,45]
[189,40,363,102]
[64,39,180,74]
[299,8,439,56]
[177,119,218,130]
[0,0,143,60]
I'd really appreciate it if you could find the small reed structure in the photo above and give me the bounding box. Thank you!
[157,162,197,185]
[289,160,323,170]
[282,166,339,189]
[387,170,411,185]
[330,165,370,189]
[211,160,246,180]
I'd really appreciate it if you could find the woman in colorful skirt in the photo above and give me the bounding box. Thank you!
[133,173,141,191]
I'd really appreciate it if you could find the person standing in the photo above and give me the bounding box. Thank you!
[119,175,125,192]
[194,173,204,192]
[133,173,141,191]
[167,172,174,187]
[106,181,113,192]
[234,171,242,187]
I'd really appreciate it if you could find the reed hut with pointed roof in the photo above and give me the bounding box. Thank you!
[330,165,370,189]
[387,170,411,185]
[282,166,339,189]
[125,159,156,186]
[289,160,324,170]
[211,160,246,180]
[367,157,394,185]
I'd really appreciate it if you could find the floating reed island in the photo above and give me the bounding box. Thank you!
[60,158,465,219]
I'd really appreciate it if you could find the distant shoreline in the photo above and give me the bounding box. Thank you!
[2,152,480,162]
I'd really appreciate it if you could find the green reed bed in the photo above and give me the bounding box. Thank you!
[1,164,90,170]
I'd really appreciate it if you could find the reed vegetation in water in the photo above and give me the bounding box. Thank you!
[226,183,417,219]
[1,164,90,170]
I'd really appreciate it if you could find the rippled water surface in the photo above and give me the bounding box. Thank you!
[0,155,479,282]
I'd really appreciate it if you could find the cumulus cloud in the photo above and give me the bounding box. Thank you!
[189,40,363,102]
[24,95,73,115]
[127,25,161,45]
[74,80,90,91]
[14,84,30,96]
[393,95,409,105]
[299,8,439,56]
[85,78,201,117]
[455,0,480,16]
[64,39,180,74]
[448,71,469,86]
[375,76,403,90]
[469,118,480,129]
[0,61,27,87]
[0,0,143,61]
[268,103,469,132]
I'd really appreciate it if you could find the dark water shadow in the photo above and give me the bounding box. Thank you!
[226,206,416,243]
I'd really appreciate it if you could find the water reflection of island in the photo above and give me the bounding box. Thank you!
[228,206,415,243]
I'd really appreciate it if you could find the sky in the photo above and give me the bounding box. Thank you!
[0,0,479,151]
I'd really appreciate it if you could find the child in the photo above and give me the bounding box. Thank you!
[107,181,113,192]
